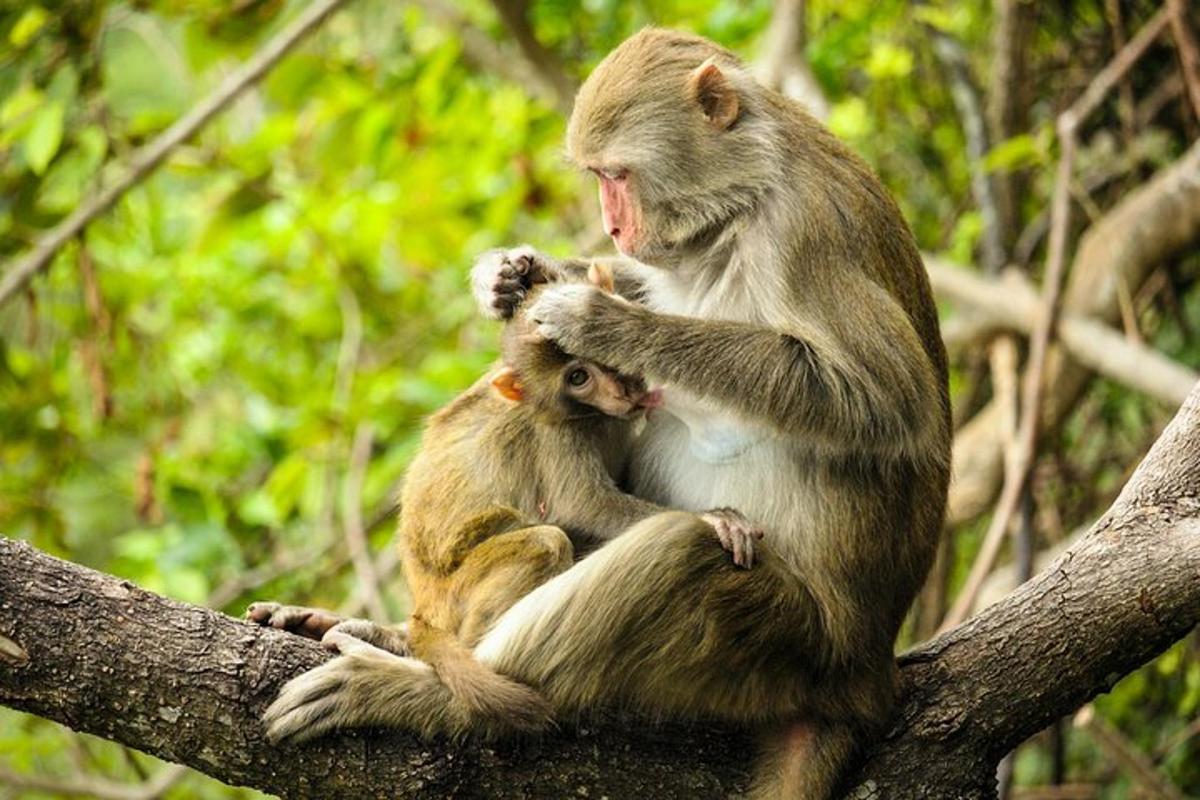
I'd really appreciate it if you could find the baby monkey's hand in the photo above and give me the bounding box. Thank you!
[472,245,562,319]
[702,507,765,569]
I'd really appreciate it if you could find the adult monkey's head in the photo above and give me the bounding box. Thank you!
[567,28,781,263]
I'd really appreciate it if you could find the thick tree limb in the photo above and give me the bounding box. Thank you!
[0,0,352,310]
[947,137,1200,525]
[3,383,1200,798]
[927,258,1198,406]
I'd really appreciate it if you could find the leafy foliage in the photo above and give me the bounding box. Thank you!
[0,0,1196,796]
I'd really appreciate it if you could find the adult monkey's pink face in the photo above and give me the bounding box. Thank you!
[593,168,640,255]
[566,29,745,261]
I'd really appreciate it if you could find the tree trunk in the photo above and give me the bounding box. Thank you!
[3,383,1199,798]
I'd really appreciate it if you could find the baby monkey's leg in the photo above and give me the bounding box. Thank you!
[246,602,409,656]
[451,524,574,647]
[246,602,344,640]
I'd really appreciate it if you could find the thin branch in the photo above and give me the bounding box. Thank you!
[1137,70,1185,128]
[1167,0,1200,121]
[986,0,1034,253]
[1157,715,1200,761]
[77,245,114,420]
[411,0,573,115]
[342,422,389,621]
[1104,0,1138,144]
[757,0,830,120]
[0,0,352,309]
[1073,706,1186,800]
[940,10,1169,631]
[488,0,576,115]
[929,28,1006,272]
[0,764,186,800]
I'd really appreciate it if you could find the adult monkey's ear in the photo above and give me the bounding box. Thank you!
[490,367,524,402]
[689,57,739,130]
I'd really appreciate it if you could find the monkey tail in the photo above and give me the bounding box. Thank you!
[408,615,556,738]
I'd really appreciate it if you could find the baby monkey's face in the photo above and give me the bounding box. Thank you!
[559,358,661,419]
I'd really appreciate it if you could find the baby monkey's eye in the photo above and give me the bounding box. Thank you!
[566,367,591,387]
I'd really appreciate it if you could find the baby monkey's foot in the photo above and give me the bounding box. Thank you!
[246,602,344,641]
[324,619,411,657]
[702,508,765,569]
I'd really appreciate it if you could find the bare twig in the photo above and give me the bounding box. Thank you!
[77,246,113,420]
[0,763,186,800]
[1074,706,1187,800]
[488,0,576,115]
[410,0,572,115]
[1104,0,1137,143]
[1072,8,1171,123]
[206,540,339,610]
[1137,71,1185,128]
[987,0,1034,251]
[757,0,830,120]
[1167,0,1200,121]
[930,28,1006,271]
[343,422,388,621]
[1157,715,1200,761]
[940,10,1170,631]
[0,0,352,309]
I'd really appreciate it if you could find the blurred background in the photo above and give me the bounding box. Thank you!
[1,0,1198,797]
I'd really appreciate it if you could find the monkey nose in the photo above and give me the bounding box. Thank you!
[608,226,621,238]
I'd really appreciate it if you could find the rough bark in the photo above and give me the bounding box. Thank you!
[3,383,1199,798]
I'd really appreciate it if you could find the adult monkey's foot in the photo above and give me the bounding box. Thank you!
[471,245,562,319]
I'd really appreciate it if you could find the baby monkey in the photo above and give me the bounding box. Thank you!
[252,264,762,735]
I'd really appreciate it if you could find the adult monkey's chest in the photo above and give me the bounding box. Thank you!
[630,260,783,497]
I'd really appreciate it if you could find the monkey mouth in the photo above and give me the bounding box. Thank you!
[636,388,664,410]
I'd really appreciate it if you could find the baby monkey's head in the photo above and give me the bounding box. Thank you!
[490,264,661,420]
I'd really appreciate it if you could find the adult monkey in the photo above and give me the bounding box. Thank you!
[266,28,950,799]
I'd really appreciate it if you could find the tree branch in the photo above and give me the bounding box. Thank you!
[947,136,1200,526]
[757,0,831,120]
[0,0,352,310]
[487,0,576,115]
[3,383,1199,797]
[927,258,1197,407]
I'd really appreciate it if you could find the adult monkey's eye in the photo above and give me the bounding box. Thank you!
[566,367,591,387]
[590,167,627,182]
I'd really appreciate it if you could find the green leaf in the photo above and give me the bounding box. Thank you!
[984,133,1043,173]
[865,43,913,80]
[23,101,64,175]
[828,97,871,141]
[9,7,49,48]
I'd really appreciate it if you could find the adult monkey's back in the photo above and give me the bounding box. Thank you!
[267,29,950,799]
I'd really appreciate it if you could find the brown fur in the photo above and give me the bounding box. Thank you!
[266,29,950,799]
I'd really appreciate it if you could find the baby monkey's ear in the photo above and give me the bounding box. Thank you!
[587,261,615,293]
[490,367,525,402]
